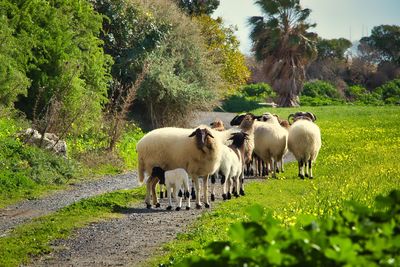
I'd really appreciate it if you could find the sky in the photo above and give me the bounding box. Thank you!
[213,0,400,55]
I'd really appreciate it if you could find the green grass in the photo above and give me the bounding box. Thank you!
[0,186,146,266]
[150,105,400,266]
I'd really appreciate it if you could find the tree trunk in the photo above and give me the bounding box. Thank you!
[277,92,300,107]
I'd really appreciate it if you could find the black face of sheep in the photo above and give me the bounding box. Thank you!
[189,128,214,151]
[228,132,249,148]
[151,166,166,184]
[230,113,259,126]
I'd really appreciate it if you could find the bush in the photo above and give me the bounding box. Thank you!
[175,190,400,267]
[375,79,400,105]
[0,117,79,206]
[221,83,276,112]
[302,80,341,99]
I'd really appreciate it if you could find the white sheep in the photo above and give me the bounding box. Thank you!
[210,132,248,201]
[136,127,222,209]
[287,112,321,179]
[151,167,190,211]
[253,112,288,178]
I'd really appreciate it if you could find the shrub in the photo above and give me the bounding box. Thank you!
[175,190,400,267]
[221,83,276,112]
[302,80,341,99]
[375,79,400,105]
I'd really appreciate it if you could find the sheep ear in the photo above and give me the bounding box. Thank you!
[306,112,317,121]
[209,122,213,126]
[205,129,214,138]
[254,115,263,121]
[188,130,197,137]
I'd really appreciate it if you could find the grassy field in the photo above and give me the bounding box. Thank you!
[151,105,400,266]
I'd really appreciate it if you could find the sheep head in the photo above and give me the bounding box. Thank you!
[230,113,260,126]
[151,166,166,184]
[239,114,258,131]
[210,119,225,131]
[288,112,317,124]
[189,128,215,152]
[228,132,249,149]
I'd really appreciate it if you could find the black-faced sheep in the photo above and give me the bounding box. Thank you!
[136,127,222,209]
[287,112,321,179]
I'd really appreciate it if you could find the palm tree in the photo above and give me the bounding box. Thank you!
[249,0,317,106]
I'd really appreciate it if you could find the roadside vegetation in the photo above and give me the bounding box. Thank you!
[0,187,145,266]
[151,105,400,266]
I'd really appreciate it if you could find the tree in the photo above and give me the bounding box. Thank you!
[195,15,250,95]
[177,0,220,16]
[249,0,318,106]
[3,0,112,136]
[359,25,400,64]
[316,38,351,60]
[95,0,222,128]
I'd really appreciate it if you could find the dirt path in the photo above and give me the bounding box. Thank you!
[29,193,219,267]
[0,172,138,237]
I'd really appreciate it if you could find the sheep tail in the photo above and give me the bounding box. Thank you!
[138,157,145,184]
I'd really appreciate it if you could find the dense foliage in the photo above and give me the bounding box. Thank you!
[176,190,400,267]
[1,0,112,135]
[221,83,275,112]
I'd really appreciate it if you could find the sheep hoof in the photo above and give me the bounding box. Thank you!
[227,192,232,199]
[175,207,181,211]
[146,204,151,209]
[299,174,305,179]
[166,206,172,210]
[155,203,161,208]
[250,170,254,176]
[309,176,314,179]
[305,173,309,178]
[234,192,239,198]
[211,194,215,201]
[276,168,280,173]
[239,189,245,196]
[222,194,227,200]
[196,204,202,209]
[160,192,164,199]
[186,206,190,210]
[205,203,210,208]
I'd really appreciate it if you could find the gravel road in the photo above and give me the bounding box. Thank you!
[29,190,222,267]
[0,172,138,237]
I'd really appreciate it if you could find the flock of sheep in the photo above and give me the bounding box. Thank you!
[136,111,322,211]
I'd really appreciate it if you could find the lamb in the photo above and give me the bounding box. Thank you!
[151,167,190,211]
[136,126,222,209]
[253,112,288,178]
[210,132,248,201]
[287,112,321,179]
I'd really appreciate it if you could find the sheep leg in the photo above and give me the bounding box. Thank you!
[194,178,202,209]
[174,185,182,211]
[210,174,216,202]
[222,176,228,200]
[166,186,172,210]
[183,179,191,210]
[308,160,313,179]
[227,177,232,199]
[145,177,152,209]
[280,160,285,173]
[239,168,245,196]
[298,160,305,179]
[272,159,278,178]
[233,176,240,198]
[151,178,160,208]
[203,175,210,208]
